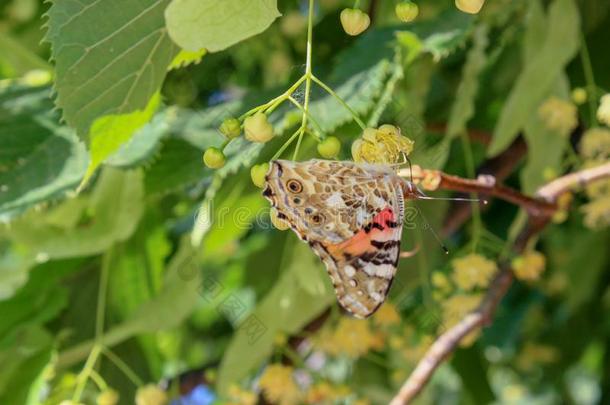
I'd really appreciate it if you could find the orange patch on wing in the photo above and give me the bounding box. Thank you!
[329,208,397,256]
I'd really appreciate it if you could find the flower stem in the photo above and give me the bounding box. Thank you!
[288,96,323,140]
[293,0,316,160]
[72,344,102,402]
[102,347,144,386]
[311,74,367,129]
[273,127,305,160]
[459,133,483,251]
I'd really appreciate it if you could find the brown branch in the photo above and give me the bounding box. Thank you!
[398,165,556,217]
[390,162,610,405]
[537,161,610,201]
[440,135,528,236]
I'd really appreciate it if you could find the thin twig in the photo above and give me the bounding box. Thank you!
[390,163,610,405]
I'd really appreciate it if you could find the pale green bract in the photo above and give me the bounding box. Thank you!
[165,0,281,52]
[80,92,162,188]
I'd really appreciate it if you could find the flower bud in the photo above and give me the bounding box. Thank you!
[455,0,485,14]
[571,88,587,105]
[317,136,341,158]
[203,147,226,169]
[97,390,120,405]
[135,384,168,405]
[244,112,274,143]
[395,1,419,23]
[219,118,241,139]
[340,8,370,36]
[251,163,270,188]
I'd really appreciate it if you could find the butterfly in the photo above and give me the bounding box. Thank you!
[263,159,425,319]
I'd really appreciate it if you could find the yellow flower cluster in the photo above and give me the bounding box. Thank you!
[581,195,610,229]
[538,96,578,137]
[314,318,379,358]
[552,192,573,223]
[372,302,401,327]
[352,125,415,165]
[451,253,498,291]
[579,128,610,229]
[511,251,546,282]
[515,342,559,371]
[258,364,302,405]
[597,94,610,126]
[441,294,483,347]
[580,128,610,160]
[305,382,350,404]
[226,385,257,405]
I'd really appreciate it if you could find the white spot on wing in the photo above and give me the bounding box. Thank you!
[326,192,346,208]
[344,265,356,278]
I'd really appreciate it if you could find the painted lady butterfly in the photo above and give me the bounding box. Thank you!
[263,159,424,319]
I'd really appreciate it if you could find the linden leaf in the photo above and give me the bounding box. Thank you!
[165,0,281,52]
[487,0,580,157]
[46,0,179,138]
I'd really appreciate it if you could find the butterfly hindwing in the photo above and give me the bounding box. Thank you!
[314,208,402,318]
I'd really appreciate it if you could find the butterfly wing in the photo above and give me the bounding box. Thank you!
[264,159,406,318]
[311,207,403,318]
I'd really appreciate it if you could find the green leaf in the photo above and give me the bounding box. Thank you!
[446,25,489,138]
[487,0,580,157]
[80,92,162,188]
[57,239,202,368]
[46,0,179,138]
[0,84,88,218]
[0,259,77,339]
[0,242,33,301]
[521,75,570,194]
[6,168,144,259]
[0,325,54,405]
[217,242,334,394]
[165,0,280,52]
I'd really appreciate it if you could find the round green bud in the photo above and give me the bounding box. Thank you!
[203,147,226,169]
[135,384,167,405]
[395,2,419,22]
[340,8,370,36]
[97,390,120,405]
[455,0,485,14]
[219,118,241,139]
[244,112,274,143]
[317,136,341,158]
[251,163,270,188]
[571,88,587,105]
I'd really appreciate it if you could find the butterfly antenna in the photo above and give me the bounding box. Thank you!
[417,195,488,204]
[413,201,449,255]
